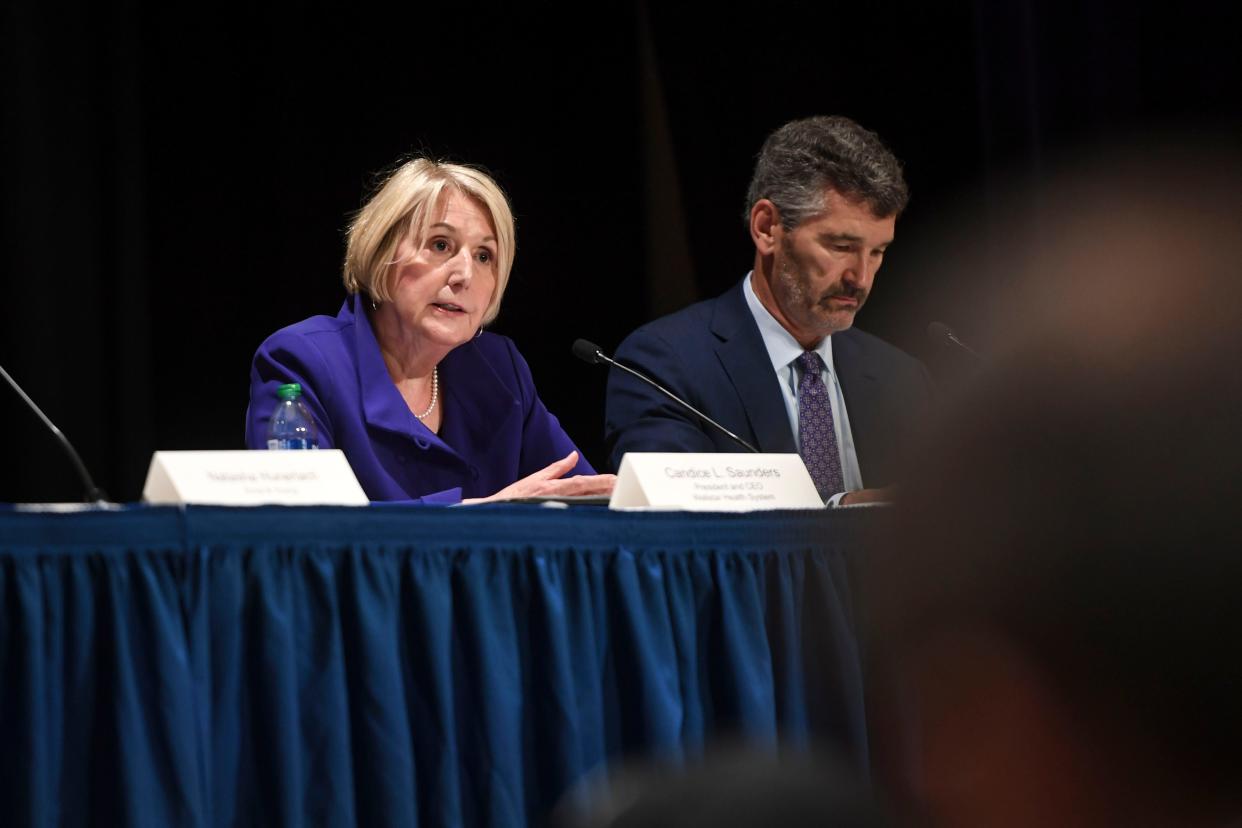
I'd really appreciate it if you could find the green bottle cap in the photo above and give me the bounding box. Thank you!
[276,383,303,401]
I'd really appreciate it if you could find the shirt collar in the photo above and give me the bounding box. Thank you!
[743,271,836,376]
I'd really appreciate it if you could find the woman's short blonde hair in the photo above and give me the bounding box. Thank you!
[343,158,515,325]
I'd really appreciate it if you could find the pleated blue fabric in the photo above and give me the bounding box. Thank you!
[0,504,870,827]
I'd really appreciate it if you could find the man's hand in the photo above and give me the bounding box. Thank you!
[839,486,896,506]
[463,451,617,504]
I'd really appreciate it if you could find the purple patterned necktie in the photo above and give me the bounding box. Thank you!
[796,351,844,500]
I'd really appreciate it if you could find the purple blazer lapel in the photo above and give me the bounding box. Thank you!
[348,294,454,452]
[438,338,522,457]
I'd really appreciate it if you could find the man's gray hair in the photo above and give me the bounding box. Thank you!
[745,115,909,229]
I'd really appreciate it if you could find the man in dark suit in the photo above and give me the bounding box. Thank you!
[605,116,933,504]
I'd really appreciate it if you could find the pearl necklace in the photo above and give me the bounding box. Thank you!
[414,367,439,420]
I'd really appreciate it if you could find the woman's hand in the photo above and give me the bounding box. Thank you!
[462,451,617,504]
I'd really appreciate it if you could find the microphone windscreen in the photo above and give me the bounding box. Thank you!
[572,339,604,364]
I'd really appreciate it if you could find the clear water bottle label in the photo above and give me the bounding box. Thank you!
[267,438,318,450]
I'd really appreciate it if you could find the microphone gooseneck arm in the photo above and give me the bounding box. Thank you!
[927,321,983,360]
[1,361,109,503]
[572,339,759,453]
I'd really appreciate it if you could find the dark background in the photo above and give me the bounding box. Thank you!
[2,0,1238,502]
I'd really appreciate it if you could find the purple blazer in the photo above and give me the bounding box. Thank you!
[245,293,593,503]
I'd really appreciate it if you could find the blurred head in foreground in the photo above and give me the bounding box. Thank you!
[555,747,888,828]
[870,142,1242,827]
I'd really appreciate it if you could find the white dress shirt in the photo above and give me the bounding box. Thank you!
[742,272,863,504]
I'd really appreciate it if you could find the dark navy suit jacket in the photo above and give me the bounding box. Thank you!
[246,293,593,502]
[604,280,935,485]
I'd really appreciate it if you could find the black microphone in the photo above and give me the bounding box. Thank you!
[927,321,983,360]
[1,361,109,503]
[572,339,759,453]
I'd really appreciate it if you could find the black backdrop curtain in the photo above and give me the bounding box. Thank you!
[3,0,1239,502]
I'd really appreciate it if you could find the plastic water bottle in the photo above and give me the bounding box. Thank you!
[266,383,320,450]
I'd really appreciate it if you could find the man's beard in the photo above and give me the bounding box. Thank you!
[776,255,866,336]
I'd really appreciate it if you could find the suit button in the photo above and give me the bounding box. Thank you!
[396,455,407,465]
[470,466,480,480]
[415,438,431,450]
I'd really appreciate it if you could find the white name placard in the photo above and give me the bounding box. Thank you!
[142,450,369,506]
[609,452,824,511]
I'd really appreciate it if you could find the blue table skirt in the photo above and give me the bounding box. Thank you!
[0,505,871,827]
